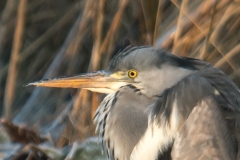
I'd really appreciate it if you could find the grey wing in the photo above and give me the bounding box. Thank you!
[172,97,236,160]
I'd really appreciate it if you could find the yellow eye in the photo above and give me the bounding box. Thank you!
[128,70,138,78]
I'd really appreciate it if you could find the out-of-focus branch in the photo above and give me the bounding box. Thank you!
[4,0,27,119]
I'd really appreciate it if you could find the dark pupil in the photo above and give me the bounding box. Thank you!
[130,72,135,76]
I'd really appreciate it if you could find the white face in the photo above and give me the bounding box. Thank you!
[132,65,193,97]
[84,82,128,94]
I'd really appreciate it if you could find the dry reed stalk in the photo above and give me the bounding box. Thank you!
[153,0,163,45]
[64,0,93,58]
[68,0,130,139]
[100,0,129,67]
[4,0,27,119]
[56,1,95,124]
[158,4,178,35]
[0,0,46,62]
[0,2,81,83]
[70,89,92,141]
[199,1,217,60]
[89,0,105,119]
[228,15,240,33]
[215,44,240,69]
[65,0,99,141]
[177,0,225,37]
[20,3,80,65]
[171,0,235,62]
[58,0,94,131]
[88,0,105,71]
[25,48,52,79]
[210,4,239,47]
[162,0,216,50]
[210,4,240,73]
[13,10,82,123]
[176,32,195,56]
[0,0,18,58]
[172,0,187,54]
[138,0,152,44]
[23,1,92,145]
[47,100,73,132]
[185,22,210,48]
[206,49,219,63]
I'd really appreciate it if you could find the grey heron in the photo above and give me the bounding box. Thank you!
[28,46,240,160]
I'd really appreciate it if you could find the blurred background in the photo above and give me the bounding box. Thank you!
[0,0,240,159]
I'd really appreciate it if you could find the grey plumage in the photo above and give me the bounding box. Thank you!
[28,46,240,160]
[95,85,153,160]
[172,97,236,160]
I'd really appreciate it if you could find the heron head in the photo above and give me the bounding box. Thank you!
[28,47,196,97]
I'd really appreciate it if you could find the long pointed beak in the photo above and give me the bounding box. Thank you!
[27,70,131,94]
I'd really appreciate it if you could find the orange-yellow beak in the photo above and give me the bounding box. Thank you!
[27,70,132,94]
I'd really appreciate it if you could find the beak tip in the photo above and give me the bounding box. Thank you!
[26,81,43,87]
[25,82,36,87]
